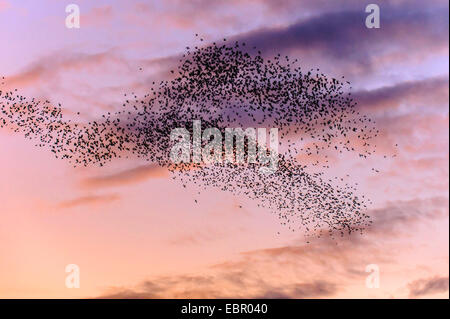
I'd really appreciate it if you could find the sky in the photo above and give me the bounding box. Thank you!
[0,0,448,298]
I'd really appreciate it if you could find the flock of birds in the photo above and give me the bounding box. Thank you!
[0,38,384,239]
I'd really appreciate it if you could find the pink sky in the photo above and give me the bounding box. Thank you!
[0,0,448,298]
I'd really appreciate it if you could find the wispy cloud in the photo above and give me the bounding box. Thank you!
[354,77,449,113]
[232,3,448,74]
[94,196,448,298]
[56,193,120,209]
[82,164,168,188]
[408,276,449,297]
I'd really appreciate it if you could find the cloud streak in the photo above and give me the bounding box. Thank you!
[354,77,449,113]
[231,3,449,74]
[56,193,120,209]
[408,276,449,297]
[95,196,449,298]
[82,164,168,188]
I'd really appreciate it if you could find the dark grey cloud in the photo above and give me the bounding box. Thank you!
[97,275,338,299]
[408,276,449,297]
[353,76,449,112]
[232,3,448,70]
[256,281,337,299]
[368,197,449,236]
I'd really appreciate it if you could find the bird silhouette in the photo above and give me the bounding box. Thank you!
[0,37,385,239]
